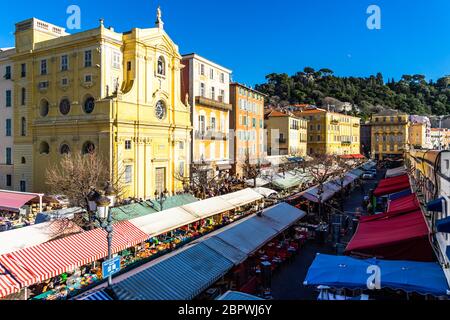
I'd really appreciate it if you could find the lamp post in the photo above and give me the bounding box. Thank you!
[154,189,169,211]
[95,195,114,287]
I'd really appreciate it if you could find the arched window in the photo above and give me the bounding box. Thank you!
[21,117,26,136]
[60,144,71,155]
[157,56,165,76]
[82,141,95,155]
[21,157,26,164]
[40,99,49,117]
[83,96,95,114]
[39,141,50,155]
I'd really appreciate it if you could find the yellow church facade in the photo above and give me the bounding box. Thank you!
[12,13,191,199]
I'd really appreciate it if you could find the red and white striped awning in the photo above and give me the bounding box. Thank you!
[0,221,148,288]
[0,264,20,298]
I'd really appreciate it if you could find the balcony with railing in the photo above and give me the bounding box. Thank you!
[341,141,352,146]
[195,96,232,111]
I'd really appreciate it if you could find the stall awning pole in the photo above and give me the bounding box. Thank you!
[39,196,43,213]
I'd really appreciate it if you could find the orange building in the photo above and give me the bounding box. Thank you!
[229,83,266,175]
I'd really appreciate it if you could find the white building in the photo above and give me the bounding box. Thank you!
[181,53,232,172]
[0,48,14,190]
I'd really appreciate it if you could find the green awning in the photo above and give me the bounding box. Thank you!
[111,194,199,222]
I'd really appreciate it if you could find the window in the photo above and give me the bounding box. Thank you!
[200,83,205,97]
[178,161,185,177]
[84,50,92,67]
[5,90,11,107]
[6,175,11,187]
[39,141,50,155]
[260,119,263,128]
[211,87,215,100]
[219,89,225,102]
[157,56,165,75]
[21,63,26,78]
[60,144,70,155]
[61,78,69,86]
[200,64,205,76]
[21,157,26,164]
[252,118,256,128]
[317,135,321,142]
[38,81,49,89]
[39,99,49,117]
[5,148,11,165]
[112,52,120,69]
[5,66,11,79]
[20,180,26,192]
[61,55,68,71]
[211,117,216,130]
[40,59,47,75]
[83,96,95,113]
[84,74,92,83]
[21,88,26,105]
[59,98,71,115]
[179,141,184,150]
[5,119,11,136]
[125,140,132,150]
[199,115,206,133]
[210,68,214,79]
[82,141,95,154]
[21,117,26,136]
[220,73,225,83]
[127,61,132,71]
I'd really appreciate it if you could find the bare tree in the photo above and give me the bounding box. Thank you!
[240,151,262,188]
[333,157,360,211]
[45,152,126,229]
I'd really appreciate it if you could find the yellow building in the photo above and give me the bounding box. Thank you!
[409,115,431,149]
[12,11,191,198]
[294,108,361,156]
[370,110,410,160]
[265,110,308,157]
[181,53,232,174]
[229,83,266,176]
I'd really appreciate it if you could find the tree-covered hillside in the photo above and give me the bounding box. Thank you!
[254,67,450,120]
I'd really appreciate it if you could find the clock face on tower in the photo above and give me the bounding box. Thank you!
[155,100,166,120]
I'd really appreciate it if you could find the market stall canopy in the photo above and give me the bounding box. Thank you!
[34,207,84,224]
[304,254,449,297]
[0,191,39,212]
[339,154,365,160]
[373,175,411,197]
[253,187,278,198]
[385,166,407,178]
[0,220,83,255]
[361,161,376,171]
[245,178,270,187]
[76,289,113,300]
[110,203,306,300]
[217,291,264,300]
[301,180,342,203]
[219,188,263,207]
[360,194,421,223]
[0,263,20,299]
[349,168,364,178]
[387,193,421,215]
[0,221,148,289]
[128,207,199,237]
[345,210,434,261]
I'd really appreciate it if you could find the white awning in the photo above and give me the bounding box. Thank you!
[219,188,263,207]
[0,220,83,255]
[182,197,236,219]
[386,166,407,178]
[253,187,278,198]
[128,207,198,237]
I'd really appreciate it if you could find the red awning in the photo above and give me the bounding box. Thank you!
[345,210,434,261]
[373,175,411,197]
[0,192,39,212]
[0,221,148,289]
[0,264,20,298]
[360,193,421,222]
[340,154,366,160]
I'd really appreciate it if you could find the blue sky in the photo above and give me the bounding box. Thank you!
[1,0,449,86]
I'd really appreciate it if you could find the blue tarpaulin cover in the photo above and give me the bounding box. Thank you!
[304,254,449,296]
[388,189,412,201]
[437,216,450,233]
[428,197,445,213]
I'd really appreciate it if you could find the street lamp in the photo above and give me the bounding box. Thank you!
[104,181,115,207]
[94,194,114,287]
[154,189,169,211]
